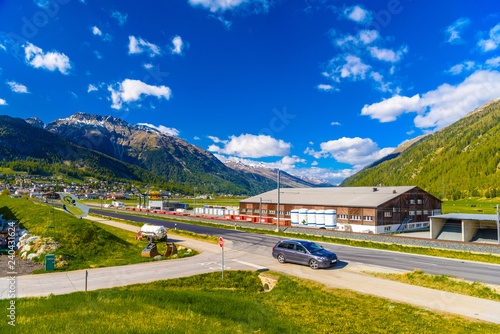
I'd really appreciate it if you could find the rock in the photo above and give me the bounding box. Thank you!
[24,245,31,252]
[187,249,192,253]
[154,255,162,260]
[177,246,185,250]
[26,236,40,244]
[20,252,27,259]
[27,254,39,261]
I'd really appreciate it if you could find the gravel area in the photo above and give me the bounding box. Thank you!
[0,255,44,277]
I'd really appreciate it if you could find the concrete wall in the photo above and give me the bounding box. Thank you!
[430,217,446,239]
[462,220,479,243]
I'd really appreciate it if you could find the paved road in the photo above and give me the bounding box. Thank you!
[91,209,500,286]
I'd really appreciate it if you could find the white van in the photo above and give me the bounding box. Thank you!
[112,201,125,208]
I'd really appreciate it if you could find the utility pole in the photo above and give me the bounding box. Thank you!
[259,197,262,223]
[193,186,197,214]
[497,204,499,245]
[276,169,280,232]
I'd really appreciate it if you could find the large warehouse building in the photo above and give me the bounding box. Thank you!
[239,186,442,234]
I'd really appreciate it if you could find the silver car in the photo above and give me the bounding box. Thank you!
[272,240,338,269]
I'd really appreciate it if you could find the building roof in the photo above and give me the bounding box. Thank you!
[431,213,500,222]
[241,186,420,208]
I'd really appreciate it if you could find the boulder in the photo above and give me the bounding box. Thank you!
[27,253,39,261]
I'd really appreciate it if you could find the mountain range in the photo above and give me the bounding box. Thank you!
[341,97,500,199]
[2,112,331,195]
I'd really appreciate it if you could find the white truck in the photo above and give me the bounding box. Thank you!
[112,201,125,208]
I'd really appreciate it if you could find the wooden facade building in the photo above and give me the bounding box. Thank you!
[239,186,442,234]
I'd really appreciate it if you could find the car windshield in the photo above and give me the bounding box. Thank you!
[302,242,323,253]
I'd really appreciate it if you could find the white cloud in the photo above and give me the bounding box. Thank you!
[111,11,128,26]
[24,43,71,75]
[94,51,103,59]
[486,56,500,68]
[138,123,180,136]
[0,44,6,51]
[91,26,112,42]
[194,136,200,140]
[143,63,154,69]
[344,5,371,23]
[108,79,172,110]
[171,36,184,55]
[317,137,395,166]
[447,61,475,75]
[6,81,29,94]
[311,161,318,166]
[370,71,392,93]
[335,30,379,48]
[208,135,228,144]
[361,70,500,130]
[317,84,336,91]
[0,98,7,105]
[330,121,341,126]
[326,55,370,81]
[208,134,290,158]
[188,0,270,13]
[478,23,500,52]
[87,84,98,93]
[369,46,407,62]
[128,36,161,57]
[361,94,422,122]
[92,26,102,36]
[358,30,379,44]
[445,17,470,44]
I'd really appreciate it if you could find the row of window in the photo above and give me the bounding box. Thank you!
[338,214,374,221]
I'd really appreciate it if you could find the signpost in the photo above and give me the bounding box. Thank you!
[219,237,224,280]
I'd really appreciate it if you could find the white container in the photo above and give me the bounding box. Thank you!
[291,209,299,226]
[325,209,337,229]
[316,210,325,228]
[307,209,316,227]
[298,208,308,226]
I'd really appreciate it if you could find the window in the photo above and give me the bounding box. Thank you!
[417,210,422,215]
[409,211,415,216]
[363,216,373,221]
[393,207,400,212]
[410,199,415,204]
[384,226,391,231]
[295,245,306,253]
[350,215,361,220]
[279,211,284,215]
[262,210,267,214]
[254,209,260,213]
[384,212,392,217]
[269,210,276,214]
[338,214,348,220]
[285,211,291,215]
[417,199,423,204]
[423,210,429,215]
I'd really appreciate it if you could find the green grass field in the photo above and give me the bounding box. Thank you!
[1,271,498,333]
[443,197,500,214]
[368,270,500,302]
[0,197,195,273]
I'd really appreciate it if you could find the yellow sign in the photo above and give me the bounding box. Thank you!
[59,193,89,218]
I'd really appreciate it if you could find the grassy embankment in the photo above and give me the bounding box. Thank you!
[367,270,500,302]
[1,271,498,333]
[83,196,243,208]
[0,197,196,273]
[92,209,500,265]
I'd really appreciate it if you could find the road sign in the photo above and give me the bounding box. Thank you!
[219,237,224,248]
[219,237,224,280]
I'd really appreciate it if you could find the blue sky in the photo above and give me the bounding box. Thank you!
[1,0,500,184]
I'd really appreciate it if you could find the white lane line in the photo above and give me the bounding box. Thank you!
[232,259,266,270]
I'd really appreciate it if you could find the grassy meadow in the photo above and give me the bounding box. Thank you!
[442,197,500,214]
[0,197,195,273]
[1,271,498,334]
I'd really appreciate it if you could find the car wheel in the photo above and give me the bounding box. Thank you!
[277,254,286,263]
[309,259,319,270]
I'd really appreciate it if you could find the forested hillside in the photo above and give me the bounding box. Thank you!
[341,99,500,200]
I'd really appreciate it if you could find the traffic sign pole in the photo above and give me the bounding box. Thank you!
[219,237,224,280]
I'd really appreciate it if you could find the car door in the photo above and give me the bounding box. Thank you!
[293,244,311,265]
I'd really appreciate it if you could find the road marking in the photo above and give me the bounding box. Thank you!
[232,259,266,270]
